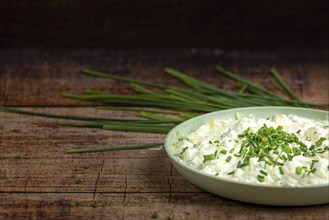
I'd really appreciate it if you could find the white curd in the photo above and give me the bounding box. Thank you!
[173,114,329,187]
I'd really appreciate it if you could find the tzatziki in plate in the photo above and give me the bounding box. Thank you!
[172,113,329,187]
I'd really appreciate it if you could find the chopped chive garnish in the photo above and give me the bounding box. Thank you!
[310,160,319,170]
[203,150,218,163]
[237,161,249,168]
[226,156,232,162]
[260,170,268,176]
[180,147,188,155]
[280,154,287,161]
[220,149,227,154]
[235,124,311,173]
[228,170,235,175]
[257,175,265,182]
[261,137,268,143]
[296,166,303,175]
[83,163,92,169]
[308,168,317,175]
[279,167,284,175]
[283,145,291,154]
[315,137,326,147]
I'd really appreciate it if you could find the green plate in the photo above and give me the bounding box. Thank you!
[164,106,329,206]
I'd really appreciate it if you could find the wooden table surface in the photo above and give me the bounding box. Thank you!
[0,49,328,219]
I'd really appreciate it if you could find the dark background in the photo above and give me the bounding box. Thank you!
[0,0,328,50]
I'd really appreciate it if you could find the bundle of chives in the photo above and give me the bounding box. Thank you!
[1,66,328,154]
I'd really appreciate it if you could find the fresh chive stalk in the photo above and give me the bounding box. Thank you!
[97,106,185,115]
[0,106,139,122]
[215,65,282,98]
[102,124,171,133]
[82,69,167,88]
[66,143,163,154]
[270,68,300,101]
[140,111,182,122]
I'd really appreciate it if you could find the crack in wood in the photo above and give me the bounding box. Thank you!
[122,170,128,220]
[168,164,175,220]
[168,164,173,204]
[122,171,128,205]
[93,159,105,199]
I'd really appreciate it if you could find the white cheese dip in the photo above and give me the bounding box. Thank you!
[173,114,329,187]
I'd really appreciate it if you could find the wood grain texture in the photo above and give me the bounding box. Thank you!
[0,49,328,219]
[0,49,328,106]
[0,108,196,193]
[0,193,328,220]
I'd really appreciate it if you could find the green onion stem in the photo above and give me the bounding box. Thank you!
[97,106,186,115]
[82,69,167,89]
[0,106,135,122]
[66,143,163,154]
[238,84,248,94]
[59,121,176,129]
[0,106,180,124]
[83,90,111,95]
[100,100,217,112]
[238,94,325,107]
[166,88,241,108]
[63,93,218,112]
[140,111,183,122]
[215,65,284,99]
[165,88,205,102]
[102,124,171,133]
[270,68,300,101]
[179,112,201,119]
[164,67,219,93]
[164,68,249,106]
[131,83,165,95]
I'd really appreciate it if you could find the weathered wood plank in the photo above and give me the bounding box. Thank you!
[0,193,328,220]
[0,49,328,106]
[0,107,199,193]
